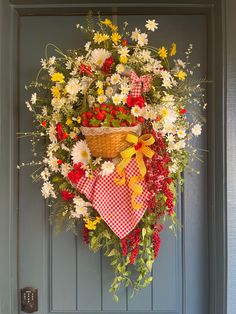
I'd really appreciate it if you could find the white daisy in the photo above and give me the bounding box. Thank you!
[116,64,125,74]
[41,181,56,199]
[110,73,121,85]
[160,107,177,124]
[131,28,141,41]
[105,87,114,98]
[145,19,158,32]
[90,48,111,68]
[47,123,57,143]
[192,123,202,136]
[96,80,103,89]
[71,196,91,218]
[140,49,151,62]
[137,33,148,47]
[71,140,91,165]
[118,46,130,57]
[65,78,80,96]
[112,93,122,105]
[177,128,186,139]
[174,140,186,150]
[97,95,107,104]
[131,105,143,117]
[100,161,115,177]
[40,168,50,181]
[120,83,130,95]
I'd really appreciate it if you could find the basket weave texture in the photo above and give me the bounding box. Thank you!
[80,125,141,159]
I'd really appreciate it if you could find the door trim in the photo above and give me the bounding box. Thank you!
[0,1,228,313]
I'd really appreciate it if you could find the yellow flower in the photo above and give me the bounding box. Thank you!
[109,24,118,32]
[66,118,73,126]
[51,86,61,99]
[158,46,168,59]
[97,87,104,95]
[119,55,128,64]
[101,18,112,26]
[84,216,101,230]
[169,43,177,56]
[111,32,121,45]
[175,70,187,81]
[93,32,109,44]
[76,116,81,124]
[51,72,65,83]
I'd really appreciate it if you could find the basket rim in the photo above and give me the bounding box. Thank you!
[80,124,141,136]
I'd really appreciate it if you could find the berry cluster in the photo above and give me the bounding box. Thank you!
[121,228,141,264]
[145,130,175,215]
[81,103,144,128]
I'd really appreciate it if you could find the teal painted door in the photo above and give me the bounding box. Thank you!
[19,14,208,314]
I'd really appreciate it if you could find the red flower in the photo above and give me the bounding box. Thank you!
[41,120,47,127]
[102,56,113,73]
[126,94,145,108]
[179,108,187,115]
[79,64,92,75]
[55,123,68,141]
[61,190,75,201]
[67,163,85,185]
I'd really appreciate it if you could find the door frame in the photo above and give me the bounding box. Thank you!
[0,0,230,314]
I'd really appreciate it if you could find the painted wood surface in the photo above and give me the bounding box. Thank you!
[226,0,236,313]
[18,14,208,314]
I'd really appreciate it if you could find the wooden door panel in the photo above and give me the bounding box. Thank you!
[19,14,208,314]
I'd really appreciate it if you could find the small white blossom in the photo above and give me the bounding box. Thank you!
[145,19,158,32]
[100,161,115,177]
[31,93,37,104]
[192,123,202,136]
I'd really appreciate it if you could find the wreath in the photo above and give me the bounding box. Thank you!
[19,15,206,301]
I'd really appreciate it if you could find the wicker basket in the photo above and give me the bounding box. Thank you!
[80,125,141,158]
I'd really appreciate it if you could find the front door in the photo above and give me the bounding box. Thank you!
[18,12,209,314]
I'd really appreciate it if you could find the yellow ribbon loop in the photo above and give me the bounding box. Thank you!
[116,133,155,178]
[115,133,155,210]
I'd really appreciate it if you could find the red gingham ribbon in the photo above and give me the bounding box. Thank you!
[130,71,152,97]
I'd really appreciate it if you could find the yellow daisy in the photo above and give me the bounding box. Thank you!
[169,43,177,56]
[51,72,65,83]
[158,46,168,59]
[111,32,121,45]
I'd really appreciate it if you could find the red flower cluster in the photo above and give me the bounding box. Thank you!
[82,223,89,244]
[67,163,85,185]
[153,231,161,258]
[121,228,141,264]
[145,131,175,215]
[126,94,145,108]
[61,190,75,201]
[102,56,114,73]
[55,123,68,141]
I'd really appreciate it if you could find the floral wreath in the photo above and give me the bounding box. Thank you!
[20,15,206,301]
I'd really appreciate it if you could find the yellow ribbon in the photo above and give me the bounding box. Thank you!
[115,133,155,210]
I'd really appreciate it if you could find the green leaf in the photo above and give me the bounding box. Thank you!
[102,230,111,239]
[146,260,154,272]
[107,248,119,257]
[142,227,146,239]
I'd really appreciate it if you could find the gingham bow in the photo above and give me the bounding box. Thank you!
[130,71,152,97]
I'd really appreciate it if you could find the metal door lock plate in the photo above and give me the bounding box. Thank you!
[21,287,38,313]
